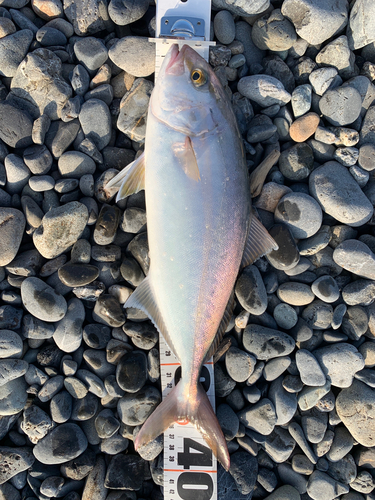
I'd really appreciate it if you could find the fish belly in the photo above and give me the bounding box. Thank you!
[144,113,250,378]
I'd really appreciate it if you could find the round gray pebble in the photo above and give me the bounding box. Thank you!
[214,10,235,45]
[225,346,256,383]
[33,423,88,465]
[275,192,322,239]
[319,86,362,126]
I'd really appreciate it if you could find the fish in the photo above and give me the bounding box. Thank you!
[105,44,278,470]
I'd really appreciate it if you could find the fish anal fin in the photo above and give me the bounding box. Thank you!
[204,290,235,363]
[172,137,200,181]
[105,152,145,201]
[124,276,177,358]
[241,213,279,268]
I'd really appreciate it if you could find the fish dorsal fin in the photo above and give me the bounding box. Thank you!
[204,290,235,363]
[105,152,145,201]
[172,137,201,182]
[124,276,177,358]
[250,149,280,198]
[241,213,279,268]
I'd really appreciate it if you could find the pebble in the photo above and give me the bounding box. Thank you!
[108,36,155,77]
[0,446,35,484]
[0,208,25,265]
[238,75,291,107]
[279,143,314,180]
[0,377,28,415]
[313,343,365,388]
[243,324,295,360]
[306,470,349,500]
[229,452,258,495]
[0,103,33,148]
[0,29,33,77]
[116,351,147,393]
[309,161,373,227]
[21,277,67,322]
[104,453,147,490]
[214,10,235,45]
[58,151,96,178]
[274,192,322,239]
[266,224,300,271]
[263,485,300,500]
[252,9,297,51]
[273,303,298,329]
[79,99,112,151]
[291,84,312,118]
[33,423,88,465]
[21,405,53,444]
[333,239,375,279]
[225,346,256,383]
[311,276,340,303]
[53,298,85,353]
[347,0,375,50]
[74,37,108,72]
[309,67,340,96]
[33,202,88,259]
[108,0,148,25]
[289,112,320,142]
[235,265,267,315]
[319,87,362,127]
[296,349,326,386]
[281,0,348,45]
[268,376,297,425]
[117,386,161,426]
[238,398,277,435]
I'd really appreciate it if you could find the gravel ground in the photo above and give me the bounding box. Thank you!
[1,0,375,499]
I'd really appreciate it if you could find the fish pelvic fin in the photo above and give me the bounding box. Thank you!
[134,379,230,471]
[105,152,145,201]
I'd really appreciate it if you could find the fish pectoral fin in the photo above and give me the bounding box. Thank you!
[204,289,235,363]
[250,149,280,198]
[172,137,201,182]
[241,211,279,268]
[124,276,177,357]
[105,152,145,201]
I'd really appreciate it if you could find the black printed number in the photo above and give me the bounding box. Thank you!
[178,438,212,469]
[177,472,214,500]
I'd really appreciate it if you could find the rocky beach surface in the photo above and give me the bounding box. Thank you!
[1,0,375,499]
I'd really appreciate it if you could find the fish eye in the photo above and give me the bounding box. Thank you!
[191,69,206,86]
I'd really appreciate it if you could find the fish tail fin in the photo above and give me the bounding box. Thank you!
[134,379,230,471]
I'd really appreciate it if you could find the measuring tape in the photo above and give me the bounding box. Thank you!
[149,1,218,498]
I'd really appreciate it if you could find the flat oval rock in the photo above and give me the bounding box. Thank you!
[58,263,99,286]
[309,161,373,227]
[21,277,67,322]
[33,423,88,464]
[0,208,26,266]
[313,343,365,388]
[0,377,28,415]
[117,386,161,426]
[336,380,375,447]
[0,446,35,484]
[116,351,147,393]
[266,224,300,271]
[333,239,375,279]
[243,324,295,360]
[33,202,89,259]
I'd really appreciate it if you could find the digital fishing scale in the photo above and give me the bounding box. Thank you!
[150,2,218,499]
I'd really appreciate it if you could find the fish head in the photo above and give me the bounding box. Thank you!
[151,44,230,137]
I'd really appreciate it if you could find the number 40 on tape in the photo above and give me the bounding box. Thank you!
[159,334,218,500]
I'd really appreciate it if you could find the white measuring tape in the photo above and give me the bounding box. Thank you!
[151,2,218,497]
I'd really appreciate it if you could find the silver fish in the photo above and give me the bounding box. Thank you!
[106,44,277,470]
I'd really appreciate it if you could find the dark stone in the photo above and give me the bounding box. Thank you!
[104,454,147,490]
[266,224,300,271]
[116,351,147,393]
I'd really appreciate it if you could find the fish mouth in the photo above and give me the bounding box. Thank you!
[165,44,188,75]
